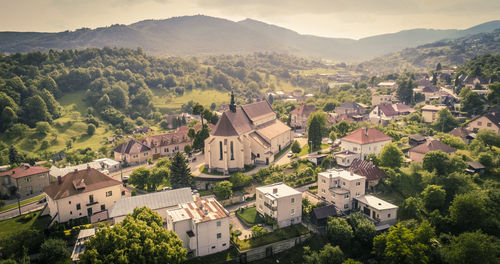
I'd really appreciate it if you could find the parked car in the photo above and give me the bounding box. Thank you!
[287,151,294,157]
[161,187,172,191]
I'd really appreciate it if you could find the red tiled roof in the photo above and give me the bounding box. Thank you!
[0,164,49,179]
[348,159,387,182]
[291,104,316,116]
[341,127,392,145]
[409,140,456,154]
[44,168,121,200]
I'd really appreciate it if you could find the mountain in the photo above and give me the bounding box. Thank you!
[358,29,500,74]
[1,15,499,62]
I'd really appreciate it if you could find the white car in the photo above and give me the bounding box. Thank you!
[287,151,294,157]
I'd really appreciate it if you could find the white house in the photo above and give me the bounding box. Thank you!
[318,169,366,212]
[166,197,230,257]
[355,195,398,225]
[338,127,392,164]
[256,183,302,228]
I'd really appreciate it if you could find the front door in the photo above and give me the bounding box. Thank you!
[87,207,93,216]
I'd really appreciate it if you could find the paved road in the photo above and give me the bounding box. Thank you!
[274,137,308,166]
[0,201,45,221]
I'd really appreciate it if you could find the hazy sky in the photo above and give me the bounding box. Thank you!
[1,0,499,39]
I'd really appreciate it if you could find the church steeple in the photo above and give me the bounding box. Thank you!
[229,91,236,112]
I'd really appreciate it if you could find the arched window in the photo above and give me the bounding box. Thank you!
[230,141,234,160]
[219,141,223,160]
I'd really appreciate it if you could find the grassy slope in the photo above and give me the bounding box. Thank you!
[0,210,50,236]
[0,194,46,212]
[152,88,230,114]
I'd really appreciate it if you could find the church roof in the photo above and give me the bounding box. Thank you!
[256,120,291,140]
[241,101,275,122]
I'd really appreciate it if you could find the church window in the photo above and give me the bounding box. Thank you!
[230,141,234,160]
[219,141,223,160]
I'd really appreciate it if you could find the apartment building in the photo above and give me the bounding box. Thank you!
[0,164,50,197]
[255,183,302,228]
[337,127,392,165]
[318,169,366,212]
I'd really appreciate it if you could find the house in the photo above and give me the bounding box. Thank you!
[408,140,456,163]
[318,169,366,212]
[256,183,302,228]
[377,81,397,89]
[466,161,485,175]
[204,93,293,174]
[408,134,427,147]
[348,159,387,191]
[307,153,328,166]
[108,187,194,223]
[448,127,476,144]
[44,167,130,223]
[355,195,398,225]
[290,104,316,129]
[466,111,500,134]
[338,127,392,162]
[311,204,337,226]
[335,101,367,116]
[0,164,50,197]
[139,127,192,159]
[421,105,446,123]
[166,197,230,257]
[94,158,121,173]
[71,228,96,262]
[132,126,153,135]
[333,150,359,167]
[113,139,151,165]
[393,103,415,115]
[372,94,393,106]
[369,103,399,125]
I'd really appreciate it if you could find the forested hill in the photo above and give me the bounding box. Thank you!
[359,29,500,74]
[1,15,500,62]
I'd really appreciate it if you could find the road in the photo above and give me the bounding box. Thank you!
[0,201,45,221]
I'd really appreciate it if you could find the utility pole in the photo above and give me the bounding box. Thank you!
[15,178,21,215]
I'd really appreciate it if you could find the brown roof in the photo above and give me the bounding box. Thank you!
[0,164,49,179]
[394,103,414,114]
[377,103,398,117]
[212,111,245,136]
[341,127,392,145]
[256,120,291,140]
[291,104,316,117]
[44,168,122,200]
[348,159,387,182]
[240,101,274,122]
[113,139,150,154]
[448,127,473,139]
[409,140,456,154]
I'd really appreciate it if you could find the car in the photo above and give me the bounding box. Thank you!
[287,151,294,157]
[162,187,172,191]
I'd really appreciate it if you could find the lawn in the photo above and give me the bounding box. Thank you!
[296,144,331,157]
[152,88,229,113]
[184,247,239,264]
[0,194,46,212]
[255,234,326,264]
[233,224,310,251]
[235,207,264,226]
[0,210,50,236]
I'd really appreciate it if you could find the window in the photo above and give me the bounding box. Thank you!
[144,153,148,157]
[69,201,71,204]
[89,195,94,204]
[322,179,326,183]
[259,194,262,199]
[344,194,349,199]
[291,209,295,215]
[217,221,221,227]
[211,246,216,249]
[487,123,492,127]
[388,214,391,218]
[219,141,223,160]
[164,148,168,153]
[478,121,482,126]
[70,211,72,215]
[26,177,30,182]
[121,191,125,196]
[222,243,227,247]
[76,203,81,210]
[259,204,262,209]
[356,192,360,197]
[342,181,346,186]
[322,189,325,194]
[106,191,112,197]
[291,197,295,204]
[217,233,221,239]
[230,141,234,160]
[257,153,260,158]
[344,204,349,209]
[356,182,360,186]
[101,204,105,211]
[353,147,358,151]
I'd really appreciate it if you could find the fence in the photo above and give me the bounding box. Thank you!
[235,234,310,263]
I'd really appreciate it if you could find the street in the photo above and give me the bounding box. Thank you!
[0,201,45,221]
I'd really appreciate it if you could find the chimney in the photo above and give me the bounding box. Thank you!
[87,164,91,171]
[11,171,15,174]
[273,188,278,194]
[74,169,78,173]
[57,176,62,184]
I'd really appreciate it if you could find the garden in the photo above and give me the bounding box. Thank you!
[231,224,310,251]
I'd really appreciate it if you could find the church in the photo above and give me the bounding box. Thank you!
[204,93,293,174]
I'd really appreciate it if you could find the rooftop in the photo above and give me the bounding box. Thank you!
[356,195,398,210]
[348,159,387,182]
[0,164,49,179]
[113,139,151,154]
[170,197,229,224]
[318,168,366,181]
[409,140,456,154]
[341,127,392,145]
[256,182,301,199]
[421,105,446,112]
[291,104,316,116]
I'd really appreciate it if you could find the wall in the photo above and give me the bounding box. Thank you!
[466,116,500,134]
[195,217,230,256]
[340,140,390,160]
[372,95,392,105]
[238,234,310,263]
[276,193,302,227]
[409,151,425,163]
[14,172,50,197]
[422,110,438,123]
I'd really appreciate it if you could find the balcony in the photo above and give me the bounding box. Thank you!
[264,202,277,211]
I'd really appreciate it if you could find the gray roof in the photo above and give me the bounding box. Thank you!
[108,187,193,218]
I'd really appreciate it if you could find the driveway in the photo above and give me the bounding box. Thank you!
[229,213,253,240]
[273,137,308,166]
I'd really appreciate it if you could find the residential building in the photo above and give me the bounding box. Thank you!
[44,167,129,223]
[109,187,193,223]
[166,197,230,257]
[348,159,387,191]
[204,94,293,174]
[113,139,151,165]
[0,164,50,197]
[421,105,446,123]
[333,150,359,167]
[71,228,96,262]
[408,140,456,163]
[466,111,500,134]
[132,126,153,135]
[311,204,337,226]
[256,183,302,228]
[448,127,476,143]
[338,127,392,163]
[335,101,367,116]
[371,94,393,106]
[139,128,191,160]
[369,103,399,125]
[94,158,121,173]
[408,134,427,147]
[466,161,485,175]
[290,104,316,129]
[318,169,366,212]
[377,81,397,89]
[355,195,398,225]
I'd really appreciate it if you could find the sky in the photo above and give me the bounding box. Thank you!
[0,0,499,39]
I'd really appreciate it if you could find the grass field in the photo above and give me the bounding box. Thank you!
[296,144,331,157]
[235,207,264,225]
[0,194,46,212]
[233,224,309,250]
[152,89,229,113]
[0,210,50,236]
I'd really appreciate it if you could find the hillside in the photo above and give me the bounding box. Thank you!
[1,15,500,62]
[359,29,500,74]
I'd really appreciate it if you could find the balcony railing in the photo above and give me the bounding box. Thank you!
[264,202,277,211]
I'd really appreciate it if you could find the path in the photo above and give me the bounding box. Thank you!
[0,201,45,221]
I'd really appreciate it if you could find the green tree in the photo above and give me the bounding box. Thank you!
[397,75,415,104]
[193,125,210,151]
[399,197,423,220]
[213,180,233,200]
[39,89,62,118]
[326,217,353,251]
[291,140,301,153]
[421,185,446,212]
[373,224,430,264]
[308,111,327,151]
[0,106,17,132]
[150,167,168,191]
[436,63,442,71]
[80,207,186,264]
[378,143,404,168]
[129,167,150,190]
[9,146,22,165]
[38,238,70,264]
[347,213,376,252]
[170,152,192,188]
[449,192,487,233]
[460,87,485,116]
[250,225,266,238]
[35,121,51,137]
[319,244,345,264]
[183,144,192,156]
[329,131,337,142]
[22,95,52,127]
[192,103,205,126]
[487,82,500,106]
[432,108,458,132]
[441,231,500,264]
[87,124,96,136]
[229,172,251,189]
[422,151,451,175]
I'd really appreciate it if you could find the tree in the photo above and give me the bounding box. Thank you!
[291,140,301,153]
[22,95,52,127]
[334,121,351,138]
[193,125,210,151]
[229,172,251,189]
[326,217,353,250]
[0,106,17,132]
[487,82,500,107]
[422,151,451,175]
[38,238,70,264]
[80,207,187,264]
[150,167,168,191]
[329,131,337,142]
[432,108,458,132]
[170,152,192,188]
[320,155,337,170]
[129,167,150,190]
[436,63,442,71]
[210,103,216,111]
[87,124,96,136]
[213,180,232,200]
[397,76,415,104]
[250,225,266,238]
[421,185,446,212]
[183,144,192,156]
[399,197,423,220]
[39,89,62,118]
[35,121,51,137]
[378,143,404,168]
[319,244,345,264]
[192,103,205,126]
[347,213,376,251]
[308,111,326,151]
[187,128,196,140]
[441,231,500,264]
[449,192,487,233]
[9,146,22,165]
[460,87,485,116]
